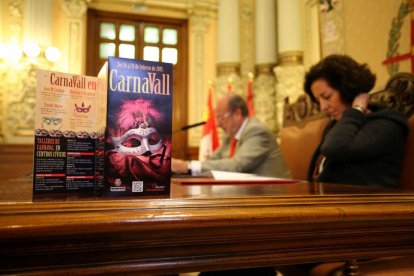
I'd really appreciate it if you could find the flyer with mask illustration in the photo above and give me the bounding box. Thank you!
[104,57,173,196]
[33,69,106,195]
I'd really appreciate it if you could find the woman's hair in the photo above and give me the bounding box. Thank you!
[304,54,376,104]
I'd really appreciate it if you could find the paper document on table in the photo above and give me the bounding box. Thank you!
[210,170,288,181]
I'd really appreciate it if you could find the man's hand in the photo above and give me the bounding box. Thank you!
[171,158,190,174]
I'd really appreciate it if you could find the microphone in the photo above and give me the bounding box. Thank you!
[181,121,206,130]
[173,121,206,133]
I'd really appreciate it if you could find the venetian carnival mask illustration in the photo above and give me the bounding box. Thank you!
[106,99,171,185]
[110,124,163,155]
[74,102,91,113]
[41,117,62,128]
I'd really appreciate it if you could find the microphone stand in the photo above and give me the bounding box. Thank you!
[173,121,206,134]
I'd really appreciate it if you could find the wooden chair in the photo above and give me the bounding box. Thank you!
[279,95,328,180]
[367,72,414,192]
[279,72,414,275]
[400,114,414,191]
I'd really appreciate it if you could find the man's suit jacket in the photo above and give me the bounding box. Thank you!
[201,118,290,178]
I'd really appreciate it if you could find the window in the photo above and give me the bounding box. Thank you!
[87,12,182,73]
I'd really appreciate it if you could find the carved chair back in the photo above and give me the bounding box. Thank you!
[372,73,414,191]
[280,96,328,180]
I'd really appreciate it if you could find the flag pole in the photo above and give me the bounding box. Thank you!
[227,77,233,93]
[247,72,255,116]
[198,80,220,161]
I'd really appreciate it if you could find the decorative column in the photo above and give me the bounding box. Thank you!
[274,0,305,133]
[187,7,215,147]
[239,0,255,78]
[216,0,240,97]
[303,0,321,68]
[60,0,89,74]
[254,0,278,136]
[23,0,52,46]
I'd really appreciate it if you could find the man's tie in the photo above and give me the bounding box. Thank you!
[229,137,238,158]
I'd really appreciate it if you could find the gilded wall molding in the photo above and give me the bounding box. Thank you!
[216,62,241,76]
[254,68,278,136]
[216,62,241,100]
[215,71,241,99]
[88,0,217,16]
[278,51,304,66]
[2,0,36,142]
[60,0,90,74]
[4,57,52,142]
[7,0,23,44]
[61,0,89,17]
[186,1,217,18]
[5,63,37,138]
[256,63,277,76]
[274,64,305,133]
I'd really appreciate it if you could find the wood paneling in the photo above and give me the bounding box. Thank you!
[0,144,33,181]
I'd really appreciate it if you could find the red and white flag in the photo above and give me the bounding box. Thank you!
[199,84,220,161]
[246,72,254,116]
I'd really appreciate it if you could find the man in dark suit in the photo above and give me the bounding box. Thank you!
[172,94,290,178]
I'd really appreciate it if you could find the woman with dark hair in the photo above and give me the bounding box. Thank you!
[305,54,408,188]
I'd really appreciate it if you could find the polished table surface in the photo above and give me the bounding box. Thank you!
[1,175,414,275]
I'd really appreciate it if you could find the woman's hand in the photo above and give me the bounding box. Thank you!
[352,93,369,112]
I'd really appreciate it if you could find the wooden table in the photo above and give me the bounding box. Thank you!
[1,175,414,275]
